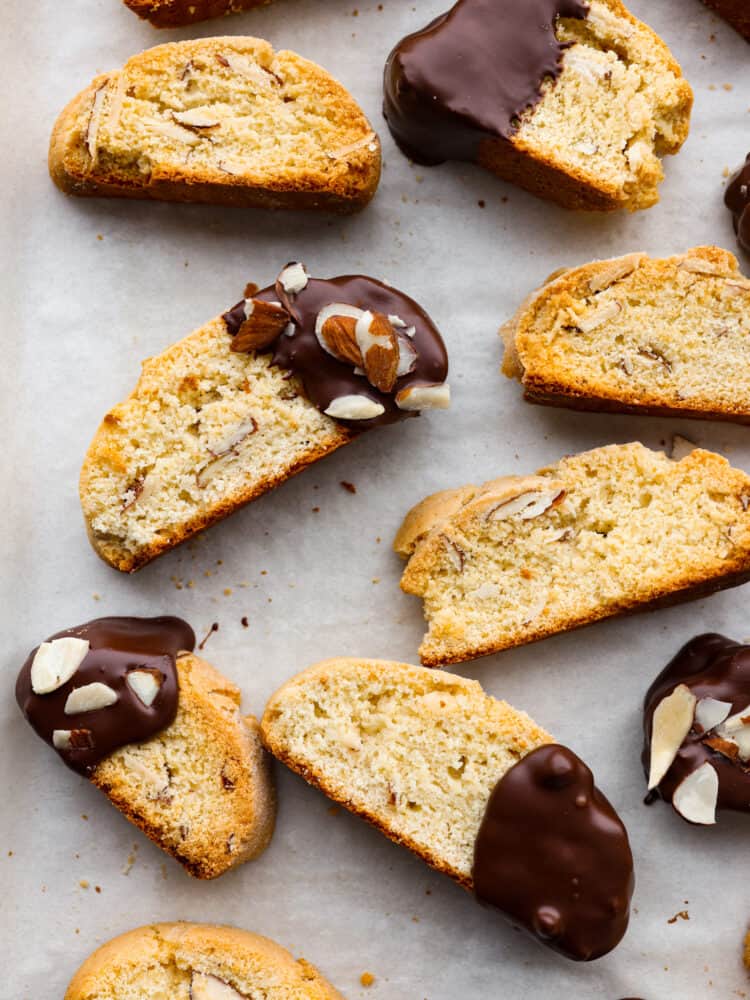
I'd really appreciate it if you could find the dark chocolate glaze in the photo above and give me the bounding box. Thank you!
[223,269,448,429]
[16,617,195,775]
[473,744,634,961]
[383,0,589,165]
[642,633,750,816]
[725,155,750,253]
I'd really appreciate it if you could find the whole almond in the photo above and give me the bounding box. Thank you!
[320,316,363,366]
[231,300,290,352]
[362,313,399,393]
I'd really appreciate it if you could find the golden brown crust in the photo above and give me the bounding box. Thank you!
[502,246,750,422]
[91,653,276,879]
[65,922,343,999]
[124,0,269,27]
[49,38,381,213]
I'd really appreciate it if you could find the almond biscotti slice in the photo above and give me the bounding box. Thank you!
[396,443,750,666]
[65,923,343,1000]
[80,263,450,572]
[16,617,275,879]
[49,37,380,212]
[124,0,267,27]
[261,658,634,960]
[501,247,750,421]
[384,0,692,211]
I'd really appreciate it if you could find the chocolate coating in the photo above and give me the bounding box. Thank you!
[726,155,750,253]
[223,269,448,428]
[643,633,750,816]
[16,617,195,775]
[473,744,634,961]
[383,0,588,165]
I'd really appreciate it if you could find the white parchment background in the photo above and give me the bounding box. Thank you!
[1,1,749,997]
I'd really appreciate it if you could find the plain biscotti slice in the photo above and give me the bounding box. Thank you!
[261,657,552,886]
[501,247,750,421]
[65,922,343,1000]
[396,443,750,666]
[124,0,267,27]
[49,37,380,212]
[92,652,275,878]
[384,0,692,211]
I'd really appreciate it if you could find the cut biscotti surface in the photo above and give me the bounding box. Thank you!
[384,0,692,211]
[261,657,552,886]
[81,264,449,572]
[502,247,750,421]
[396,443,750,666]
[94,652,275,878]
[64,922,343,1000]
[124,0,267,27]
[49,37,380,212]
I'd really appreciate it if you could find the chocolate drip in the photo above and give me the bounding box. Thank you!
[383,0,589,165]
[725,155,750,253]
[16,617,195,775]
[642,633,750,815]
[473,744,633,961]
[223,271,448,428]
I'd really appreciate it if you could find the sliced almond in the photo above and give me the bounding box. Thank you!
[694,697,732,733]
[487,489,564,522]
[127,669,162,708]
[355,312,400,393]
[704,735,740,760]
[395,383,451,411]
[143,117,201,145]
[716,705,750,760]
[324,395,385,420]
[86,82,109,164]
[587,254,644,292]
[230,299,290,352]
[208,419,258,459]
[52,729,94,751]
[647,683,696,790]
[219,52,277,90]
[716,703,750,733]
[396,337,418,377]
[64,682,119,715]
[315,305,365,366]
[678,257,722,276]
[672,761,718,825]
[669,435,696,462]
[172,107,221,130]
[31,637,90,695]
[577,299,623,333]
[278,263,308,294]
[190,972,246,1000]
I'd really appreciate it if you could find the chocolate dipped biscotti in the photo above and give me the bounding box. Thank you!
[501,246,750,421]
[726,155,750,253]
[16,617,275,878]
[395,443,750,666]
[644,633,750,825]
[50,38,381,213]
[384,0,692,211]
[701,0,750,41]
[80,263,450,572]
[65,923,343,999]
[261,658,634,961]
[123,0,270,27]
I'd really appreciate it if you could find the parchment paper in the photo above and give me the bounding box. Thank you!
[2,1,750,996]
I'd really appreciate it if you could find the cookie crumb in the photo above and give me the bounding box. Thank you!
[327,805,340,816]
[79,880,90,890]
[341,480,357,493]
[312,506,320,513]
[360,972,375,987]
[667,909,689,924]
[223,588,232,596]
[478,199,485,208]
[241,616,249,628]
[81,814,88,821]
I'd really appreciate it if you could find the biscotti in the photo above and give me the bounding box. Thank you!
[261,657,634,960]
[80,263,450,572]
[501,247,750,421]
[49,37,380,212]
[701,0,750,40]
[124,0,266,27]
[64,922,343,1000]
[643,633,750,826]
[384,0,692,211]
[16,617,275,879]
[395,443,750,666]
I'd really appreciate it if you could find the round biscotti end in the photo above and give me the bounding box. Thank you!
[64,922,343,999]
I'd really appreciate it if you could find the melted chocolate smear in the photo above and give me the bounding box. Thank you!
[643,633,750,815]
[16,617,195,776]
[725,155,750,253]
[223,271,448,429]
[473,744,634,961]
[383,0,589,165]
